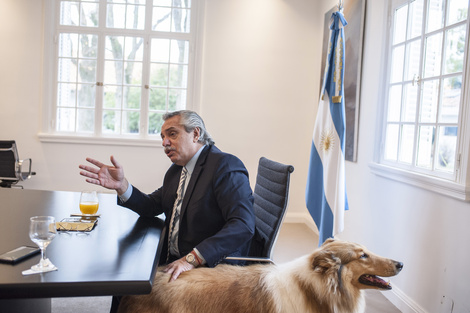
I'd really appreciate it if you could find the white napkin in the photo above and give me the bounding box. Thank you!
[22,266,58,276]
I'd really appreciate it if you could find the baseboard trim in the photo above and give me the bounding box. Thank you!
[284,212,426,313]
[284,212,318,234]
[382,286,428,313]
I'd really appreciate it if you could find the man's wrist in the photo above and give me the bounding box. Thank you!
[117,180,131,202]
[117,179,128,195]
[185,250,202,267]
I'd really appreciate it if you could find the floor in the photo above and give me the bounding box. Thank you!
[52,223,401,313]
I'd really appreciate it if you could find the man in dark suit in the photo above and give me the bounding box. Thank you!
[79,110,255,283]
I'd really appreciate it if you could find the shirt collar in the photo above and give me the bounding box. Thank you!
[185,145,205,175]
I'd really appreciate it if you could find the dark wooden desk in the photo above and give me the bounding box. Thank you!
[0,189,164,311]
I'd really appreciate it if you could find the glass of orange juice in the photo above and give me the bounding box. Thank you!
[79,191,99,215]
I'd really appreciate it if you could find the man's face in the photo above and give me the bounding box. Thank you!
[161,115,201,166]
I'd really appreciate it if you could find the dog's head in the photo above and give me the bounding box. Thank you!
[310,238,403,292]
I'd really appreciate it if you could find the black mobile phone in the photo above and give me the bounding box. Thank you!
[0,246,40,264]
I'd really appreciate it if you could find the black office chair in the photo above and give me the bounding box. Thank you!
[226,157,294,264]
[0,140,35,188]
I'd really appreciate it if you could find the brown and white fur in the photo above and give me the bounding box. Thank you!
[117,238,403,313]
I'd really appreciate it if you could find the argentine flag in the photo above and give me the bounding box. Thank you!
[306,11,349,245]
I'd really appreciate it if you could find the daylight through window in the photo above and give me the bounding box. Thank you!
[54,0,196,138]
[381,0,468,180]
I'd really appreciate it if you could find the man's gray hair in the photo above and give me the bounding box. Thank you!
[163,110,215,146]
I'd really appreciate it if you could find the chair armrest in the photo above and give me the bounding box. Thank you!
[224,256,274,264]
[18,158,33,181]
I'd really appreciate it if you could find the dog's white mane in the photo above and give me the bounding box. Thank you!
[262,255,366,313]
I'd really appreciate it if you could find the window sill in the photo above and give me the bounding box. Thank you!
[368,162,470,201]
[38,132,162,148]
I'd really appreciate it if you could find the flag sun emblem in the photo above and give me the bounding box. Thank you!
[320,129,335,153]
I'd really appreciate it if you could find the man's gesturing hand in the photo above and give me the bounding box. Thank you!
[79,156,128,195]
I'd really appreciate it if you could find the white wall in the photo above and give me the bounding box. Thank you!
[1,0,470,312]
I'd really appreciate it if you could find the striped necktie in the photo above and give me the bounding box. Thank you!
[167,167,188,260]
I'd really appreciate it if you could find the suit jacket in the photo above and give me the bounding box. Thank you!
[118,145,255,267]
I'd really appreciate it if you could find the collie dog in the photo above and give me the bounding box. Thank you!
[117,238,403,313]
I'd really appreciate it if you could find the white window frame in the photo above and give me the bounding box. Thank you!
[39,0,205,147]
[371,0,470,201]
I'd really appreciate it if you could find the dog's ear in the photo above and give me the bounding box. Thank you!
[322,238,337,246]
[312,250,341,274]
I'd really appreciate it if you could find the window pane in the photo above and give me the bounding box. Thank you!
[58,58,77,82]
[105,36,124,60]
[420,79,439,123]
[60,1,79,26]
[170,40,189,63]
[385,124,399,161]
[122,111,140,134]
[103,110,121,134]
[80,2,99,27]
[59,33,78,58]
[149,88,167,110]
[439,76,461,123]
[57,83,77,108]
[154,0,171,6]
[103,86,118,109]
[423,32,442,78]
[394,5,408,44]
[403,83,418,122]
[107,4,126,28]
[448,0,468,25]
[79,34,98,58]
[152,2,191,33]
[77,108,94,132]
[78,59,97,83]
[148,112,165,135]
[405,39,421,80]
[391,45,405,83]
[427,0,445,32]
[124,86,141,109]
[104,60,123,84]
[399,125,415,164]
[169,64,188,88]
[151,39,170,62]
[388,85,402,122]
[408,0,424,39]
[171,9,191,33]
[125,4,145,30]
[77,84,95,108]
[124,62,143,85]
[125,37,144,61]
[416,126,435,168]
[168,89,187,110]
[435,126,457,172]
[172,0,192,8]
[57,108,76,131]
[150,63,169,86]
[444,24,466,75]
[153,7,172,31]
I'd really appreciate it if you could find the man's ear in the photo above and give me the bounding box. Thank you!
[193,127,201,142]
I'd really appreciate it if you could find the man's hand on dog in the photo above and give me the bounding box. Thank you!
[164,258,195,282]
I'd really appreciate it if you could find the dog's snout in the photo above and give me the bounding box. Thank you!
[395,261,403,272]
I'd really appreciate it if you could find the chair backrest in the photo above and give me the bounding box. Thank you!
[0,140,18,180]
[249,157,294,260]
